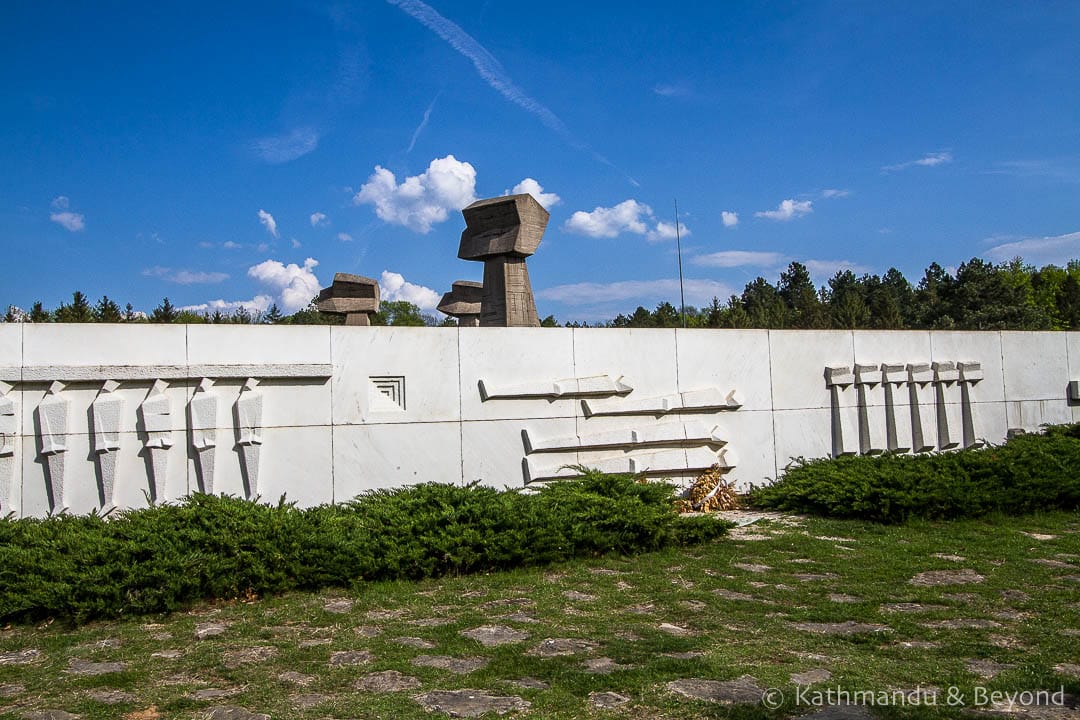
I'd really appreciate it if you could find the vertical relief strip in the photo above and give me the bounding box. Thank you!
[907,364,936,453]
[189,378,218,494]
[932,362,960,450]
[37,381,69,512]
[140,379,173,503]
[854,364,885,455]
[236,378,263,500]
[881,364,911,453]
[0,381,16,512]
[91,380,123,510]
[958,362,984,448]
[825,366,856,458]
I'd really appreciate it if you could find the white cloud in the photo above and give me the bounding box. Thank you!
[379,270,441,311]
[721,211,739,228]
[509,178,561,208]
[257,209,279,238]
[803,259,870,279]
[883,151,953,172]
[250,127,319,164]
[353,154,477,233]
[564,200,652,238]
[180,295,275,316]
[310,212,328,227]
[223,241,242,249]
[755,199,813,221]
[564,199,690,241]
[387,0,566,134]
[142,266,229,284]
[49,196,84,231]
[985,230,1080,265]
[821,188,851,198]
[647,220,690,243]
[291,238,302,249]
[692,250,788,268]
[247,257,321,312]
[337,232,353,242]
[537,278,735,307]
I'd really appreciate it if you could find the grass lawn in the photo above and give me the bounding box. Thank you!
[1,510,1077,719]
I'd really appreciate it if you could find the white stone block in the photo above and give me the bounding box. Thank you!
[186,325,331,366]
[23,323,186,367]
[0,324,21,371]
[772,408,833,472]
[1001,331,1069,403]
[930,332,1005,402]
[1005,399,1073,433]
[334,422,463,499]
[253,427,333,508]
[573,328,678,404]
[675,329,772,412]
[855,382,887,455]
[852,331,933,380]
[770,331,854,411]
[461,417,577,488]
[882,380,913,453]
[460,328,576,421]
[332,326,461,425]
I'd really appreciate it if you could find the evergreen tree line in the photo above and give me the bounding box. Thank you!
[4,293,447,327]
[6,256,1079,331]
[601,257,1080,331]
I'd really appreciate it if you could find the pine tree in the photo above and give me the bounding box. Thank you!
[150,297,178,323]
[94,295,123,323]
[29,301,51,322]
[55,291,94,322]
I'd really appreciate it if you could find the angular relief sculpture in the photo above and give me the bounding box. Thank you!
[522,421,727,454]
[458,194,548,327]
[189,378,218,494]
[236,378,263,500]
[582,387,741,417]
[37,381,70,512]
[906,363,937,453]
[880,364,912,453]
[0,382,16,512]
[525,446,734,484]
[479,374,633,401]
[140,379,173,503]
[825,367,857,458]
[932,362,961,449]
[317,273,380,326]
[854,364,886,455]
[91,380,124,510]
[957,362,984,449]
[437,280,483,327]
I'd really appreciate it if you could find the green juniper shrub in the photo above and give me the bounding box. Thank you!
[0,473,730,624]
[749,423,1080,523]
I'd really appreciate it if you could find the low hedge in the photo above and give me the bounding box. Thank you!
[0,472,729,624]
[749,424,1080,523]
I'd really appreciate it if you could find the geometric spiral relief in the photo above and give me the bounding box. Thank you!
[370,376,406,411]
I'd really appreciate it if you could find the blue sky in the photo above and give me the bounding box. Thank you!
[2,1,1078,321]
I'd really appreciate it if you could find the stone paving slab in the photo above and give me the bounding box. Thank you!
[416,689,530,717]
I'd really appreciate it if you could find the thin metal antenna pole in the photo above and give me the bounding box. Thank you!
[675,199,686,328]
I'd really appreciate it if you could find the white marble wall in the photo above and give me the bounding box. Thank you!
[0,324,1076,517]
